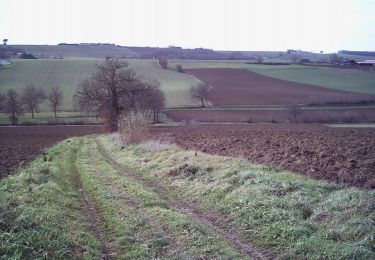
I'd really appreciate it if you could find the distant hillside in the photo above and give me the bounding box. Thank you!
[8,45,266,60]
[10,45,139,59]
[339,50,375,57]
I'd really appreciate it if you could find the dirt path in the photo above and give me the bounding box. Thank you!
[94,138,266,259]
[71,146,111,260]
[88,149,179,257]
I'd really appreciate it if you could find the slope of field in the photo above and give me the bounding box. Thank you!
[0,59,200,109]
[187,68,375,106]
[0,135,374,259]
[0,59,97,109]
[170,60,375,95]
[11,45,139,58]
[251,66,375,95]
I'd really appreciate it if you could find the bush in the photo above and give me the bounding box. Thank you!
[118,110,150,144]
[176,64,185,73]
[158,58,168,69]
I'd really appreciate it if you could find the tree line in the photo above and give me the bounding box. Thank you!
[0,58,210,128]
[0,86,63,125]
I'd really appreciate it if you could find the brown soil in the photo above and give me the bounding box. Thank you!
[0,125,101,179]
[150,124,375,189]
[187,68,375,105]
[165,108,375,123]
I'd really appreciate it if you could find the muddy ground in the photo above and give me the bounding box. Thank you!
[187,68,375,105]
[0,126,101,178]
[150,124,375,189]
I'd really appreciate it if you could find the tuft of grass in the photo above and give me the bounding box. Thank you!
[0,138,101,259]
[100,134,375,259]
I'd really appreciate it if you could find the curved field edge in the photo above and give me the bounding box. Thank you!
[168,60,375,95]
[0,135,374,259]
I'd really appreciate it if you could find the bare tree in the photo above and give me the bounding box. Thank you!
[287,104,302,123]
[190,82,210,107]
[158,58,168,69]
[176,64,185,73]
[48,86,64,118]
[134,80,166,123]
[0,93,5,111]
[21,84,46,118]
[4,89,23,125]
[75,58,165,131]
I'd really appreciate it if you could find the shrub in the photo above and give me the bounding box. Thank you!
[118,110,150,144]
[158,58,168,69]
[176,64,185,73]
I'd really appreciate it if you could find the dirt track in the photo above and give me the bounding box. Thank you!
[150,124,375,189]
[187,68,375,105]
[0,126,101,179]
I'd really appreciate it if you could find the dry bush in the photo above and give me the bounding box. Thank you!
[139,139,178,152]
[119,110,151,144]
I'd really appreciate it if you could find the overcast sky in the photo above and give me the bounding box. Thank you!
[1,0,374,52]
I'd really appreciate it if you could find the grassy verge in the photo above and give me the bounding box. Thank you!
[0,138,101,259]
[100,135,375,259]
[1,134,374,258]
[76,139,244,258]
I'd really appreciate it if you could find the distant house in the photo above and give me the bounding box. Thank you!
[357,60,375,66]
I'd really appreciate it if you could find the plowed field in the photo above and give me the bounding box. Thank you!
[150,124,375,188]
[187,68,375,105]
[0,126,101,178]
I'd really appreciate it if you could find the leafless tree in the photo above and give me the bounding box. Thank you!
[48,86,64,118]
[287,104,302,123]
[0,93,5,111]
[4,89,23,125]
[134,80,166,123]
[190,82,210,107]
[75,58,165,131]
[21,84,46,118]
[158,58,168,69]
[176,64,185,73]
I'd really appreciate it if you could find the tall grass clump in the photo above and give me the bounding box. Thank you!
[119,110,150,144]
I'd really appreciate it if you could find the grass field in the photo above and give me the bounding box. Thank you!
[0,59,200,110]
[0,112,100,125]
[170,60,375,95]
[11,45,138,59]
[0,135,374,258]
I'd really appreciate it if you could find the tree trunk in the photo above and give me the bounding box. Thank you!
[31,108,34,119]
[201,97,205,107]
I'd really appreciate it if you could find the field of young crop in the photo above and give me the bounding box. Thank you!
[0,59,200,109]
[0,134,374,258]
[11,45,139,59]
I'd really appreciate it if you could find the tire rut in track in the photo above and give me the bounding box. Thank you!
[71,146,111,260]
[88,149,178,256]
[94,138,266,259]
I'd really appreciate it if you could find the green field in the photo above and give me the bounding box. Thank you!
[0,112,100,125]
[11,45,138,59]
[1,135,374,258]
[0,59,201,110]
[170,60,375,95]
